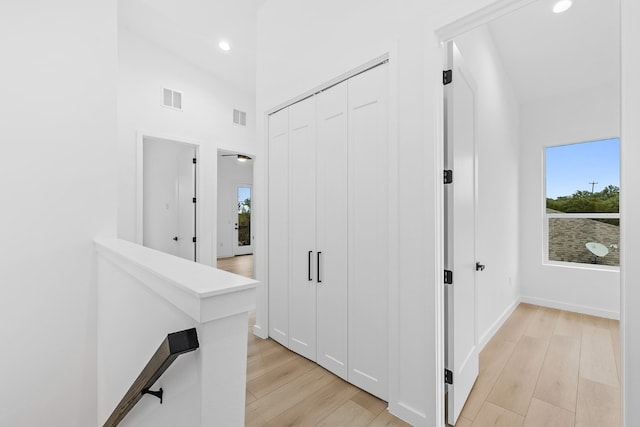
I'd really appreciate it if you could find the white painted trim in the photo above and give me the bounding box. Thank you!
[521,295,620,320]
[392,402,427,426]
[433,37,448,427]
[385,40,403,423]
[435,0,539,42]
[135,130,202,261]
[252,323,267,339]
[478,298,520,350]
[542,260,620,272]
[546,213,621,219]
[265,53,390,116]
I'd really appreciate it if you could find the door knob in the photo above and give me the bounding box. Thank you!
[173,236,179,241]
[476,262,485,271]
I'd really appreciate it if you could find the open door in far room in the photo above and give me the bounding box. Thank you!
[444,41,479,425]
[234,184,253,255]
[143,137,197,262]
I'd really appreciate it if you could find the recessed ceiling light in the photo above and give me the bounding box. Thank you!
[219,40,231,51]
[553,0,573,13]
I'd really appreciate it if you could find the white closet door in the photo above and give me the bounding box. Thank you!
[268,108,290,346]
[288,96,317,360]
[316,82,349,379]
[348,63,389,400]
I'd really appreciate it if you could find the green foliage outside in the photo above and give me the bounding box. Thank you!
[238,198,251,246]
[547,185,619,225]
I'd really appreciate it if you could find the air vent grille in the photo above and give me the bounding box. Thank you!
[162,88,183,111]
[233,109,247,126]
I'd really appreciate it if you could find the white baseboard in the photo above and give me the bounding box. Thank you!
[387,401,427,427]
[253,323,268,339]
[520,295,620,320]
[478,298,520,350]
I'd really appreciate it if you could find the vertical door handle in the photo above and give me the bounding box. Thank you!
[308,251,313,281]
[317,252,322,283]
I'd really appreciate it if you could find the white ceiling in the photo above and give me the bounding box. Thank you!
[486,0,620,103]
[118,0,619,104]
[118,0,267,96]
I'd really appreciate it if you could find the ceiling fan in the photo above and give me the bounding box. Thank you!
[220,154,252,162]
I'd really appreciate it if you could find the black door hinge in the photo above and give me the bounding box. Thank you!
[192,237,197,243]
[445,369,453,385]
[443,70,452,85]
[193,158,197,164]
[193,197,197,203]
[444,170,453,184]
[444,270,453,285]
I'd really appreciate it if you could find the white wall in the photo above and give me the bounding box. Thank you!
[0,1,117,426]
[621,2,640,424]
[217,156,254,258]
[455,26,521,347]
[519,84,620,318]
[118,26,256,265]
[255,0,500,424]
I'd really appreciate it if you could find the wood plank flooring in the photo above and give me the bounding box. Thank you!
[245,311,410,426]
[454,303,620,427]
[221,257,619,426]
[217,254,254,278]
[219,255,408,426]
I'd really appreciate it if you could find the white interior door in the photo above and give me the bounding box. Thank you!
[143,138,196,262]
[316,81,349,379]
[348,62,389,400]
[444,42,479,425]
[176,144,196,261]
[288,96,317,361]
[233,184,253,255]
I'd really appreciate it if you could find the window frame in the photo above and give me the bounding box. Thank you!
[542,140,620,270]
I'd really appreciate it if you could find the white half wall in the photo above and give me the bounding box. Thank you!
[117,26,256,265]
[455,26,521,348]
[217,156,254,258]
[0,1,117,426]
[519,84,620,318]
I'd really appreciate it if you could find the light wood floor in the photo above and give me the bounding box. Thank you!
[452,303,620,427]
[217,254,254,278]
[219,255,407,425]
[244,311,410,427]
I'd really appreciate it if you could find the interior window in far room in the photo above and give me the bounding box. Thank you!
[545,138,620,267]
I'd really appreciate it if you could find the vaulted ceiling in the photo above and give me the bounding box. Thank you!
[118,0,619,104]
[118,0,267,96]
[486,0,619,103]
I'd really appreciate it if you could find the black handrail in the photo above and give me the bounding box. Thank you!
[103,328,200,427]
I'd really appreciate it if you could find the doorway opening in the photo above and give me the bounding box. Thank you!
[217,150,255,276]
[439,0,621,425]
[139,135,198,262]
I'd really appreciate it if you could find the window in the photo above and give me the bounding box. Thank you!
[544,138,620,267]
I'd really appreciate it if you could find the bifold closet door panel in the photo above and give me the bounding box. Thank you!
[347,63,389,400]
[316,82,349,379]
[288,96,317,361]
[268,108,290,346]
